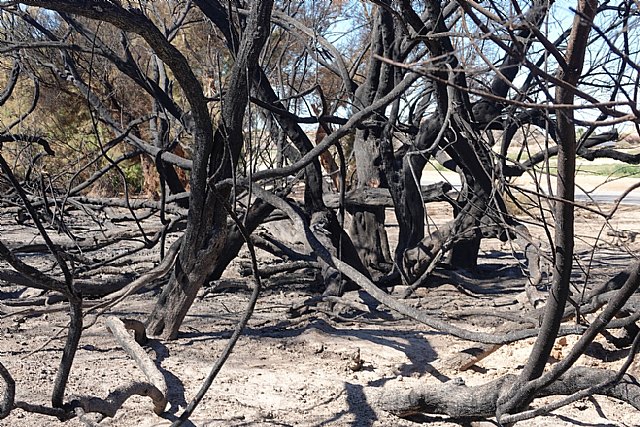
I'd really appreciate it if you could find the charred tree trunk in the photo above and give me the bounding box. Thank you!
[350,129,392,276]
[146,0,274,339]
[395,0,551,278]
[496,1,598,417]
[195,0,368,300]
[347,8,398,277]
[446,185,485,270]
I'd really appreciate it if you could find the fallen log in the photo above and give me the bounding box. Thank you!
[376,367,640,419]
[323,182,452,209]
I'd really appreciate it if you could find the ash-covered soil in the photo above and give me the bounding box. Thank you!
[1,200,640,426]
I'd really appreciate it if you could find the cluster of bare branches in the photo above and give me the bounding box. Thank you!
[1,0,640,424]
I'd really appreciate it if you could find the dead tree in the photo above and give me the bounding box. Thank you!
[2,0,640,424]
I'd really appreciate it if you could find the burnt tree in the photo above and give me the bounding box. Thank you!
[2,0,640,424]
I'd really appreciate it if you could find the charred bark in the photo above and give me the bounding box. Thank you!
[496,0,598,417]
[377,367,640,420]
[347,7,399,276]
[146,0,274,339]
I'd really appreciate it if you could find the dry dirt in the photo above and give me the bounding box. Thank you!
[2,178,640,426]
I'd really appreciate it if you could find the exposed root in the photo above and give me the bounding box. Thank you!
[105,316,167,415]
[70,381,166,418]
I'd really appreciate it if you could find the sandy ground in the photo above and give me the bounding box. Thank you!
[1,177,640,426]
[422,167,640,197]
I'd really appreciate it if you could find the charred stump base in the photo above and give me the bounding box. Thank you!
[349,206,392,278]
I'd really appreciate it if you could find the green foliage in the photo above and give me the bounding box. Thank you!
[123,161,144,194]
[576,163,640,177]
